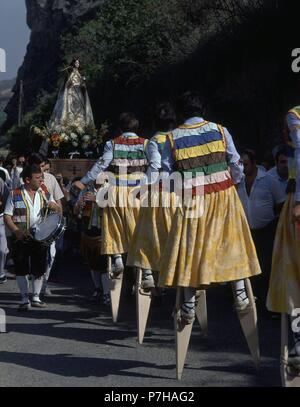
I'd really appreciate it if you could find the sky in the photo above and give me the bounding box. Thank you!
[0,0,30,81]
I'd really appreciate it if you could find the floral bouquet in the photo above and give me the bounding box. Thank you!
[33,121,108,158]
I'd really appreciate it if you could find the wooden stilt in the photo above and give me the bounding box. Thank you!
[234,278,260,368]
[195,290,208,337]
[108,256,124,323]
[281,313,300,387]
[136,268,152,344]
[175,287,194,380]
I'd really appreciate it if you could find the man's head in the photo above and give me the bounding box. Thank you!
[21,165,43,191]
[178,91,206,120]
[154,101,176,132]
[43,158,51,173]
[241,149,257,176]
[275,148,288,180]
[17,154,26,168]
[118,112,139,134]
[27,153,46,174]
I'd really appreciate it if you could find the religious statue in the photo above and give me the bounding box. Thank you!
[39,58,96,158]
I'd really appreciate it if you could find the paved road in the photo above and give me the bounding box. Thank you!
[0,254,281,387]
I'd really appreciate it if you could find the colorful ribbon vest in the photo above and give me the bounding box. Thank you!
[169,120,233,195]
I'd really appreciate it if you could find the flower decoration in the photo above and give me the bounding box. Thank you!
[32,121,109,158]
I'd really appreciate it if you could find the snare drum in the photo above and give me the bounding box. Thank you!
[34,213,66,246]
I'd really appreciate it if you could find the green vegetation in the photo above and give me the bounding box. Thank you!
[7,0,285,156]
[61,0,204,86]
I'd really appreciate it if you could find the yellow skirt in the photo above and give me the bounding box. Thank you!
[127,192,177,271]
[267,194,300,315]
[101,186,140,255]
[158,186,261,288]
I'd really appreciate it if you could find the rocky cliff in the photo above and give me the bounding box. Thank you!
[2,0,105,131]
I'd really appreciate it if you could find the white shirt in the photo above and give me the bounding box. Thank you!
[4,187,54,228]
[43,172,64,201]
[238,168,279,230]
[266,167,288,204]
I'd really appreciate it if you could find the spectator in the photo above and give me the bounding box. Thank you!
[266,146,289,214]
[0,155,12,187]
[237,149,283,303]
[0,174,9,284]
[10,154,24,189]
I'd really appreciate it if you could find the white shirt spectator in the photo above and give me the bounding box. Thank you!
[43,172,64,202]
[238,168,283,230]
[266,166,288,204]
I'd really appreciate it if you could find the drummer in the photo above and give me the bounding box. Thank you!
[4,164,61,310]
[27,153,64,296]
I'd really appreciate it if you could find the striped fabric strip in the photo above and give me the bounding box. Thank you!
[15,201,27,209]
[154,133,168,144]
[114,136,146,145]
[114,143,146,152]
[174,131,223,150]
[175,152,227,171]
[174,140,226,161]
[114,172,145,181]
[180,161,228,176]
[183,170,231,189]
[181,178,234,197]
[111,158,148,167]
[114,179,142,187]
[178,121,209,131]
[114,150,147,160]
[109,165,148,174]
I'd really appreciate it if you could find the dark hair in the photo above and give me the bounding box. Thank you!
[118,112,139,133]
[21,164,42,181]
[44,158,50,165]
[241,149,257,164]
[275,147,288,162]
[0,169,6,182]
[178,91,206,119]
[27,153,45,166]
[154,102,176,132]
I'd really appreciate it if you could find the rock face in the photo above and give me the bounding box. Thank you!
[2,0,105,131]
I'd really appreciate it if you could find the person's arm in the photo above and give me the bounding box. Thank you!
[47,198,62,214]
[0,181,9,213]
[74,141,114,190]
[51,177,64,211]
[74,191,85,217]
[161,136,175,174]
[4,193,26,240]
[145,139,161,185]
[223,127,244,185]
